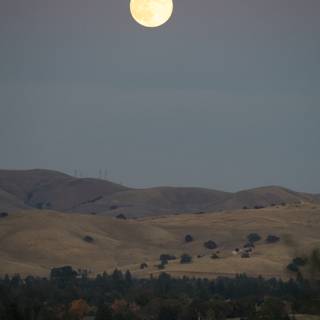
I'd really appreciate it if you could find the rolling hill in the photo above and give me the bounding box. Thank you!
[0,188,28,212]
[0,169,129,212]
[0,203,319,278]
[0,169,319,217]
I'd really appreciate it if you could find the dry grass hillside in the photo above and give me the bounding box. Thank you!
[0,188,28,212]
[0,169,319,217]
[0,169,129,212]
[0,203,319,279]
[74,187,231,217]
[70,185,320,217]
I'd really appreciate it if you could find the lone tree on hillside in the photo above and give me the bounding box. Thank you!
[247,233,261,243]
[185,234,194,243]
[204,240,218,250]
[266,235,280,244]
[83,235,94,243]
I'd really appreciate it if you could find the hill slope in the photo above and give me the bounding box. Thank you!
[0,188,28,212]
[0,203,319,278]
[0,169,319,217]
[74,187,231,216]
[0,169,129,212]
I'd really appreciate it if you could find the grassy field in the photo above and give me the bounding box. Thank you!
[0,203,319,278]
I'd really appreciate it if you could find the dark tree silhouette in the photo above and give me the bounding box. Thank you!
[185,234,194,243]
[204,240,218,250]
[247,233,261,243]
[180,254,192,264]
[83,235,94,243]
[116,214,127,220]
[266,235,280,244]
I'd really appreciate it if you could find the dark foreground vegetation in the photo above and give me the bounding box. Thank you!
[1,266,320,320]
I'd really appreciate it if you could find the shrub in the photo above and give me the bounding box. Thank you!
[244,242,255,249]
[247,233,261,243]
[180,254,192,264]
[254,205,265,210]
[204,240,218,250]
[266,235,280,244]
[286,257,307,274]
[0,212,8,218]
[287,263,299,273]
[241,252,250,259]
[211,253,219,259]
[157,263,165,270]
[293,257,308,267]
[116,214,127,220]
[140,263,148,270]
[243,206,249,210]
[110,205,118,210]
[83,236,94,243]
[69,299,90,319]
[160,254,176,262]
[185,234,194,243]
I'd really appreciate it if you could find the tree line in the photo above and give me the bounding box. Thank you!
[1,266,320,320]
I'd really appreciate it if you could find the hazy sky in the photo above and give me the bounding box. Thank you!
[0,0,319,192]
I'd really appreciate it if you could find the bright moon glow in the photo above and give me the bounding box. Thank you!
[130,0,173,28]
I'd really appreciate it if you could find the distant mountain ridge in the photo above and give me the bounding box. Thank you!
[0,169,319,217]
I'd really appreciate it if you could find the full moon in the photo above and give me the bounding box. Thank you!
[130,0,173,28]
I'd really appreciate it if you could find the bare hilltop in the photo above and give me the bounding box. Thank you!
[0,169,319,217]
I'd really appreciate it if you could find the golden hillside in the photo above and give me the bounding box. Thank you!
[0,203,319,279]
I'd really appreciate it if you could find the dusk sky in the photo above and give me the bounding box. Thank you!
[0,0,319,192]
